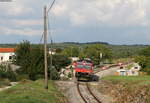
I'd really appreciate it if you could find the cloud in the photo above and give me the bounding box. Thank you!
[0,26,42,36]
[52,0,149,27]
[0,1,34,16]
[0,19,43,26]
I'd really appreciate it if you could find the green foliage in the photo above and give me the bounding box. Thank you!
[61,46,80,57]
[14,40,72,80]
[49,68,60,80]
[0,65,17,81]
[108,45,147,58]
[135,46,150,75]
[52,54,71,71]
[81,44,112,65]
[14,40,44,80]
[14,40,31,74]
[139,46,150,56]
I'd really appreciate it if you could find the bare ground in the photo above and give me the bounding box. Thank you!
[55,81,113,103]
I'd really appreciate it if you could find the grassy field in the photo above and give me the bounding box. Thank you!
[102,76,150,85]
[102,75,150,81]
[0,79,68,103]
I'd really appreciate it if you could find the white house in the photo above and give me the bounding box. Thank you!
[0,48,15,63]
[116,63,141,76]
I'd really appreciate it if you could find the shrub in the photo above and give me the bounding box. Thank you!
[0,65,17,81]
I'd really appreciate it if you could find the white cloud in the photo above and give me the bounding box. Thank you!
[52,0,149,27]
[0,1,34,16]
[0,26,42,36]
[0,19,43,26]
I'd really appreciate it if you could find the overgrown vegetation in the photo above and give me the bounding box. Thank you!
[0,80,68,103]
[95,76,150,103]
[135,46,150,75]
[14,40,71,80]
[0,65,17,81]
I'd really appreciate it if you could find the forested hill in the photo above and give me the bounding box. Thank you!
[0,42,149,58]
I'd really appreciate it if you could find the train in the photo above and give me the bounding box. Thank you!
[74,61,94,81]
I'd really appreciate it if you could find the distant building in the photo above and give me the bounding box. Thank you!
[116,63,141,76]
[48,48,56,55]
[70,57,79,62]
[0,48,15,63]
[116,69,127,76]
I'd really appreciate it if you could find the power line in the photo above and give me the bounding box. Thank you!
[47,0,56,13]
[39,32,44,44]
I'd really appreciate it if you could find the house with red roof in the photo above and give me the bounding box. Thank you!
[0,48,15,63]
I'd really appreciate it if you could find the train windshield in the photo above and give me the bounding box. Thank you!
[76,65,91,70]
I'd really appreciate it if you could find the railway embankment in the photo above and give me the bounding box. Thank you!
[93,76,150,103]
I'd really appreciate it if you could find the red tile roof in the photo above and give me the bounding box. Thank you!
[0,48,15,53]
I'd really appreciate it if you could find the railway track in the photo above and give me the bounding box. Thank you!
[76,62,132,103]
[76,64,118,103]
[77,82,101,103]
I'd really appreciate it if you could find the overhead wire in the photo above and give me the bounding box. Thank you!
[47,0,56,13]
[39,0,55,46]
[39,32,44,44]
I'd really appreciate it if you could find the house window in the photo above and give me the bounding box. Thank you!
[1,56,3,60]
[9,56,12,60]
[134,67,138,69]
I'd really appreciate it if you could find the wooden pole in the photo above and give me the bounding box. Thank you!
[44,6,48,89]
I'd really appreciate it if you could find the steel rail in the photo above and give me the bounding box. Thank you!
[77,82,88,103]
[86,83,101,103]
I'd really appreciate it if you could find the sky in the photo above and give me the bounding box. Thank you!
[0,0,150,45]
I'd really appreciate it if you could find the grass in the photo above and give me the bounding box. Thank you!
[102,75,150,81]
[0,79,68,103]
[0,79,11,88]
[102,76,150,85]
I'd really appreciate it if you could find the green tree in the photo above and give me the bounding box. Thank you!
[61,46,79,57]
[83,44,112,65]
[52,54,71,71]
[14,41,45,80]
[135,46,150,75]
[14,40,31,74]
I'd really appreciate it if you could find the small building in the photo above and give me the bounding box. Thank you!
[0,48,15,63]
[48,48,56,55]
[116,63,141,76]
[116,69,127,76]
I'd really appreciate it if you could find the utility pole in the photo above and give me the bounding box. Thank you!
[44,6,48,90]
[99,53,102,65]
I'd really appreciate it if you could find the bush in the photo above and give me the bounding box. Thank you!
[49,68,60,80]
[16,74,29,81]
[0,65,17,81]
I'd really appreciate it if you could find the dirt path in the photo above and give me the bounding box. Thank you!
[0,82,18,92]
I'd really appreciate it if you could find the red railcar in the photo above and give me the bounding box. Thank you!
[75,61,94,80]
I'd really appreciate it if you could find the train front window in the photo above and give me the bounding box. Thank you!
[84,65,91,70]
[76,65,84,68]
[76,65,91,70]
